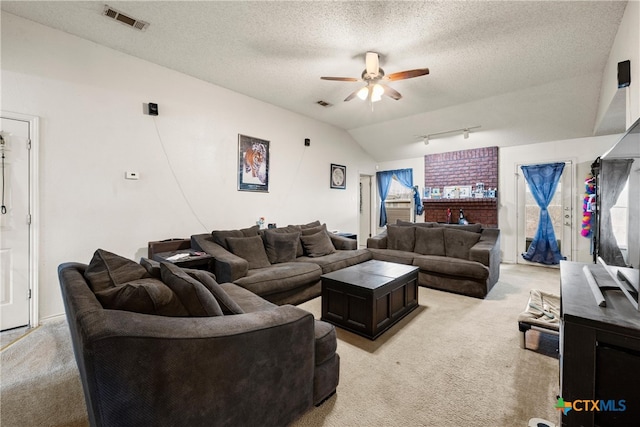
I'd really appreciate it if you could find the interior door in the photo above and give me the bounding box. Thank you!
[359,175,372,248]
[516,161,573,264]
[1,117,31,330]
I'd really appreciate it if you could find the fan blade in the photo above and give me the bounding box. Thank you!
[365,52,379,76]
[344,89,360,102]
[385,68,430,81]
[321,76,360,82]
[381,84,402,100]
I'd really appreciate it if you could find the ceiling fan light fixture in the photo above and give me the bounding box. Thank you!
[371,84,384,102]
[357,86,369,101]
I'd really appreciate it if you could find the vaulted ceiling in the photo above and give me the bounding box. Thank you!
[1,1,629,161]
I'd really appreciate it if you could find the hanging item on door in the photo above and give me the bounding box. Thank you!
[0,133,7,214]
[581,174,596,237]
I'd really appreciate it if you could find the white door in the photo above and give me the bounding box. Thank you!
[516,161,573,264]
[359,175,372,248]
[1,117,31,330]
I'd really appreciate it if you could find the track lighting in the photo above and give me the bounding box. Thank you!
[417,125,481,144]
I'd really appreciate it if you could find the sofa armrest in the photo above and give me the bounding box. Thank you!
[78,306,315,426]
[191,233,248,282]
[469,228,500,267]
[366,231,388,249]
[329,233,357,250]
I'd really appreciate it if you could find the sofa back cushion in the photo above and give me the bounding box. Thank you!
[94,278,189,316]
[443,228,482,260]
[226,235,272,269]
[300,230,336,257]
[84,249,150,292]
[262,229,301,264]
[396,220,434,228]
[160,262,223,316]
[386,225,416,252]
[414,227,446,256]
[436,223,483,233]
[211,225,260,250]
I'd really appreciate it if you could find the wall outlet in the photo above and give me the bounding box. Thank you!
[125,171,140,180]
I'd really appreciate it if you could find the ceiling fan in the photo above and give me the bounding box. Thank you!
[321,52,429,103]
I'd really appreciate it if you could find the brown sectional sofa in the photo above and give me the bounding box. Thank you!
[192,221,372,305]
[367,221,500,298]
[58,250,340,427]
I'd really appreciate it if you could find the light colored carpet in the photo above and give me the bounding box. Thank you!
[0,264,561,426]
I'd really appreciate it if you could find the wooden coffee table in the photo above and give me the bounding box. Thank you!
[321,260,419,340]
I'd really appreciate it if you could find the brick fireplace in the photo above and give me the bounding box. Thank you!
[423,147,499,227]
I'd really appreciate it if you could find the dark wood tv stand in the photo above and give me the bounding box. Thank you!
[560,261,640,427]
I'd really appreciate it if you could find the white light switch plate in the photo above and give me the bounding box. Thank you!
[125,171,140,180]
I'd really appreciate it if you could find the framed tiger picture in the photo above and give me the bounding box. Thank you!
[238,134,269,192]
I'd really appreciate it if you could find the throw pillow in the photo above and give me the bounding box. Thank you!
[414,227,446,256]
[262,229,301,264]
[211,225,260,250]
[443,228,482,260]
[296,220,321,229]
[84,249,150,293]
[300,230,336,257]
[185,269,245,315]
[94,278,189,316]
[226,235,271,269]
[140,257,161,279]
[160,262,223,317]
[386,225,416,252]
[299,223,327,236]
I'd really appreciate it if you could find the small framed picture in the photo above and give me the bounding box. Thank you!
[330,164,346,189]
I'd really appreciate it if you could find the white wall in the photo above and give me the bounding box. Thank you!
[596,0,640,130]
[1,14,376,320]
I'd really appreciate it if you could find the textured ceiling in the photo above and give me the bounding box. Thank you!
[1,1,629,161]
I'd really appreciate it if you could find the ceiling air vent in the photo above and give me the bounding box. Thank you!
[103,5,149,31]
[316,100,333,107]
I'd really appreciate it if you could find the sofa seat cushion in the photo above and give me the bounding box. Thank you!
[367,248,415,265]
[412,255,489,281]
[314,320,337,366]
[219,282,277,312]
[296,249,372,274]
[234,262,322,297]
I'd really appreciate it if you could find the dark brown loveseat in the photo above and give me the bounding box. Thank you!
[192,221,372,305]
[367,221,500,298]
[58,250,339,427]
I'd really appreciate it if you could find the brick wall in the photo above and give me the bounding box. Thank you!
[423,146,499,227]
[423,199,498,227]
[424,146,499,190]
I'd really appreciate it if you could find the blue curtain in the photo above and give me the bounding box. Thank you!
[376,168,413,226]
[521,162,566,265]
[377,171,393,227]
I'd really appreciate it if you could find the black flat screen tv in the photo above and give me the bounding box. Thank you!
[593,117,640,309]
